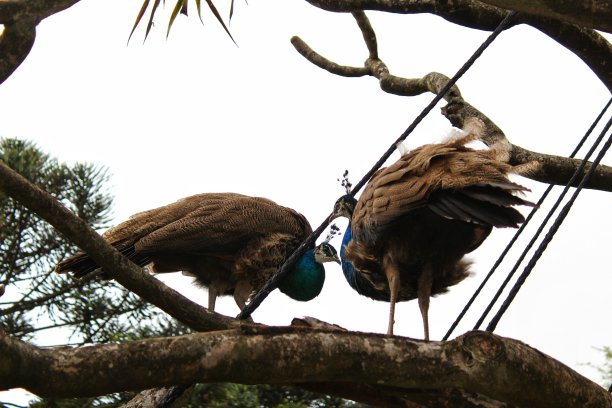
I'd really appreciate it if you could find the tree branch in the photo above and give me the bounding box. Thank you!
[0,0,81,23]
[0,160,238,332]
[1,328,610,407]
[478,0,612,33]
[0,0,83,84]
[292,13,612,192]
[0,19,36,84]
[303,0,612,91]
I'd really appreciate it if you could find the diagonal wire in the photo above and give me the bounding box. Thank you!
[486,117,612,332]
[475,114,612,332]
[442,96,612,340]
[236,11,518,320]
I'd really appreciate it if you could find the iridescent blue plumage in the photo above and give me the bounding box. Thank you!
[279,248,328,301]
[340,224,358,290]
[340,223,390,300]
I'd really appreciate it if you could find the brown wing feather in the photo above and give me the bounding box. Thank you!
[101,193,244,246]
[134,195,311,255]
[352,136,531,240]
[56,193,311,276]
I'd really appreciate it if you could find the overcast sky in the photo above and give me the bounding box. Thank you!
[1,0,611,403]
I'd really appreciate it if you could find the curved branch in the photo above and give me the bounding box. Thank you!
[0,0,81,23]
[292,13,612,192]
[1,328,609,408]
[304,0,612,91]
[0,160,238,332]
[291,36,368,77]
[0,0,82,84]
[0,20,36,84]
[351,10,377,58]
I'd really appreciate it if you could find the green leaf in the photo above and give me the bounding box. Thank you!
[195,0,204,23]
[167,0,185,38]
[145,0,162,42]
[205,0,237,45]
[128,0,151,43]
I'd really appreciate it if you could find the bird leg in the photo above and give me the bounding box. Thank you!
[208,287,217,311]
[417,265,433,341]
[383,259,401,336]
[233,280,253,312]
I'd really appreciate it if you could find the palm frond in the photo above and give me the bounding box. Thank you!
[130,0,236,44]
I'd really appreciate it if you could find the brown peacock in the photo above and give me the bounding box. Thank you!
[330,129,534,340]
[56,193,339,311]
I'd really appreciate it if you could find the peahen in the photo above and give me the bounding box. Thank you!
[330,129,534,340]
[56,192,339,311]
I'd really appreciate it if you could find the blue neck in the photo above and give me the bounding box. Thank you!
[340,223,361,292]
[278,249,325,301]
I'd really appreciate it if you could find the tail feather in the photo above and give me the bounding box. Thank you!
[56,244,152,279]
[429,183,534,228]
[461,183,534,208]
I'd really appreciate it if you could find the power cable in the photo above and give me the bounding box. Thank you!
[486,116,612,331]
[236,10,518,321]
[443,97,612,340]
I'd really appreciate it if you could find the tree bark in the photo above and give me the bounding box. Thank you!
[478,0,612,33]
[1,328,610,407]
[0,0,82,84]
[303,0,612,91]
[292,14,612,193]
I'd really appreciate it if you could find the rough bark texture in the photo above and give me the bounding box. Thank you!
[1,328,610,407]
[0,0,81,83]
[479,0,612,33]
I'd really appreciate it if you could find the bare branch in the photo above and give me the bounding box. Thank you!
[291,36,368,77]
[292,18,612,192]
[441,97,612,191]
[303,0,612,91]
[0,0,81,23]
[351,10,378,58]
[1,328,609,407]
[0,160,238,332]
[0,20,36,85]
[0,0,82,84]
[478,0,612,33]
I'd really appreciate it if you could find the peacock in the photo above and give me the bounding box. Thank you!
[330,129,534,340]
[56,192,339,311]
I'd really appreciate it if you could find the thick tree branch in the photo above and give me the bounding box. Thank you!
[292,13,612,192]
[0,0,82,84]
[1,328,610,408]
[304,0,612,91]
[0,160,238,332]
[0,0,81,23]
[0,19,36,84]
[478,0,612,33]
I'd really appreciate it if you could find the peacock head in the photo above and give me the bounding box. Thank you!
[279,242,339,301]
[329,194,357,222]
[313,241,340,265]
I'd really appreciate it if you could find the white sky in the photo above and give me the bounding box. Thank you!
[1,0,611,404]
